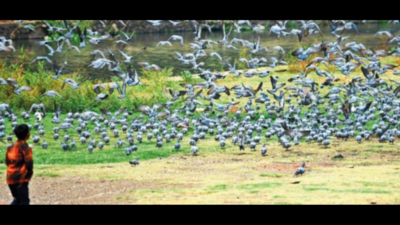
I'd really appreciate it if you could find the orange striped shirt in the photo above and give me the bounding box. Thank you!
[5,140,33,185]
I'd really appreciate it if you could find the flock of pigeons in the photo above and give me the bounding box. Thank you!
[1,20,400,176]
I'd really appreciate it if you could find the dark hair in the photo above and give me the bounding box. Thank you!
[13,124,30,140]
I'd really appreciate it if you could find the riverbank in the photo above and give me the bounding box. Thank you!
[0,20,383,40]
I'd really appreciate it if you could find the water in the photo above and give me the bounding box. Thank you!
[0,22,397,79]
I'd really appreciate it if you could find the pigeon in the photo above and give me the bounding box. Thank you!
[129,158,140,166]
[294,162,306,177]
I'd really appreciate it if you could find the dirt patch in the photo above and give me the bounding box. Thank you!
[259,164,298,172]
[1,147,399,204]
[0,176,129,204]
[0,176,196,204]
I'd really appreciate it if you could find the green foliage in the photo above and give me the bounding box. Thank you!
[286,21,298,28]
[285,44,316,72]
[237,48,249,70]
[240,26,252,32]
[41,20,94,44]
[206,20,233,25]
[78,20,94,29]
[0,52,180,113]
[179,70,193,84]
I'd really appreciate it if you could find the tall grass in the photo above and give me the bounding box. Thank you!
[179,70,194,84]
[286,50,314,72]
[237,48,249,70]
[374,36,389,51]
[0,52,179,113]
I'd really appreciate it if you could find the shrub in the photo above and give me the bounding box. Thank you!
[0,52,180,113]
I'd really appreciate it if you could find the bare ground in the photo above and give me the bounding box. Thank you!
[1,143,400,204]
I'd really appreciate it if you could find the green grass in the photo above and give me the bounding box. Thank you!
[302,187,391,194]
[33,145,180,165]
[0,53,180,113]
[209,184,228,191]
[2,118,397,167]
[360,182,388,187]
[238,182,282,189]
[260,173,284,178]
[0,110,185,165]
[273,195,284,199]
[35,171,61,178]
[209,182,282,191]
[2,136,400,204]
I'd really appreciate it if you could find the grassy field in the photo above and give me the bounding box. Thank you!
[1,102,400,204]
[2,55,400,204]
[1,137,400,204]
[0,111,185,165]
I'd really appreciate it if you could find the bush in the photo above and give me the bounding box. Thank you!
[237,48,249,70]
[179,70,193,84]
[285,47,314,73]
[0,52,180,113]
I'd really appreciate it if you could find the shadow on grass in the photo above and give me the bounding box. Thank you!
[302,186,391,194]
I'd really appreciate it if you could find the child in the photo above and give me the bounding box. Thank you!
[5,124,33,205]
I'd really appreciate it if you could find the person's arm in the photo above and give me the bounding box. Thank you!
[5,149,9,166]
[23,145,34,180]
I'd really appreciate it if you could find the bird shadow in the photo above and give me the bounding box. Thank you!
[234,152,251,156]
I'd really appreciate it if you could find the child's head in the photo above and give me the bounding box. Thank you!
[13,124,30,141]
